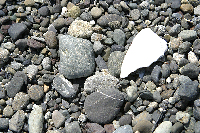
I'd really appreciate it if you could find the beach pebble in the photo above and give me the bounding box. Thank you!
[38,6,50,16]
[9,110,25,132]
[91,7,102,18]
[12,92,29,111]
[52,110,65,128]
[67,5,81,19]
[193,99,200,120]
[25,64,38,79]
[179,63,199,78]
[0,118,9,130]
[27,39,45,49]
[132,111,152,126]
[176,111,190,124]
[0,47,9,68]
[119,115,132,126]
[169,24,181,36]
[24,0,35,6]
[42,57,51,71]
[194,121,200,133]
[132,120,153,133]
[95,55,108,71]
[97,14,122,26]
[113,29,126,46]
[85,123,105,133]
[130,9,141,20]
[45,31,57,48]
[194,5,200,16]
[171,122,184,133]
[3,105,14,117]
[178,30,197,41]
[154,121,172,133]
[93,41,104,54]
[113,125,133,133]
[65,121,82,133]
[8,23,27,40]
[28,85,44,101]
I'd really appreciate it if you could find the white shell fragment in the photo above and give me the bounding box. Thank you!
[120,28,168,78]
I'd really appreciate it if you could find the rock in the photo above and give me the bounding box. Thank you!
[2,42,15,51]
[180,4,194,13]
[38,6,50,16]
[28,39,45,49]
[8,23,27,40]
[171,0,181,9]
[0,0,6,5]
[176,111,190,124]
[52,74,77,98]
[52,4,62,13]
[169,37,182,51]
[67,5,81,19]
[91,7,102,18]
[95,55,108,71]
[52,110,65,128]
[193,39,200,55]
[3,105,14,117]
[93,41,103,54]
[161,63,170,78]
[28,85,44,101]
[25,64,38,80]
[41,57,51,70]
[80,12,93,21]
[178,41,191,54]
[113,125,133,133]
[130,9,141,20]
[14,71,28,84]
[6,76,24,98]
[113,29,126,46]
[151,65,161,83]
[132,120,153,133]
[119,115,132,126]
[171,122,183,133]
[169,24,181,36]
[178,30,197,41]
[104,124,115,133]
[58,35,95,79]
[65,121,82,133]
[179,63,199,78]
[84,88,124,124]
[194,121,200,133]
[24,0,35,6]
[97,14,122,27]
[193,99,200,120]
[108,5,120,15]
[52,18,66,29]
[178,80,198,101]
[12,92,29,111]
[194,5,200,16]
[85,123,105,133]
[45,31,57,48]
[28,105,43,133]
[154,121,172,133]
[91,33,106,42]
[132,111,152,126]
[68,20,93,38]
[0,118,9,130]
[126,85,138,102]
[108,51,125,77]
[0,47,9,68]
[9,110,25,132]
[188,51,198,65]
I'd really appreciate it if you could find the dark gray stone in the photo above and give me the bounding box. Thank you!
[119,115,132,126]
[170,60,178,73]
[9,110,25,132]
[0,118,9,130]
[108,5,120,15]
[59,35,95,79]
[0,85,6,99]
[171,122,184,133]
[97,14,122,27]
[154,0,164,5]
[84,88,124,124]
[53,74,77,98]
[65,121,82,133]
[15,39,28,51]
[171,0,181,9]
[28,85,44,101]
[151,65,161,83]
[193,39,200,55]
[111,44,125,52]
[8,23,27,40]
[139,90,154,100]
[178,80,198,101]
[178,41,191,54]
[180,63,199,78]
[153,91,161,103]
[113,29,126,46]
[38,6,50,16]
[80,12,92,21]
[95,55,108,71]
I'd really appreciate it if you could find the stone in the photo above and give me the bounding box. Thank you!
[154,121,172,133]
[91,7,102,18]
[194,5,200,16]
[38,6,50,16]
[161,63,170,78]
[93,41,103,54]
[80,12,93,21]
[84,88,124,124]
[180,4,194,13]
[85,123,105,133]
[169,24,181,36]
[176,111,190,124]
[24,0,35,6]
[27,39,45,49]
[0,47,9,68]
[65,121,82,133]
[68,20,93,38]
[178,41,191,54]
[178,30,197,41]
[171,122,183,133]
[188,51,198,65]
[67,5,81,19]
[95,55,108,71]
[28,105,43,133]
[179,63,199,78]
[8,23,27,40]
[58,35,95,79]
[28,85,44,101]
[9,110,25,132]
[0,118,9,130]
[171,0,181,9]
[113,29,126,46]
[151,65,161,83]
[3,105,14,117]
[193,99,200,120]
[132,120,153,133]
[12,92,29,111]
[104,124,115,133]
[45,31,57,48]
[130,9,141,20]
[52,74,77,98]
[119,115,132,126]
[169,37,182,51]
[25,64,38,80]
[108,5,120,15]
[108,51,125,77]
[0,0,6,5]
[97,14,122,27]
[52,110,65,128]
[0,86,6,99]
[113,125,133,133]
[132,111,152,126]
[41,57,51,70]
[194,121,200,133]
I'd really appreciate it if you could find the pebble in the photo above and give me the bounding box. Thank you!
[151,65,161,83]
[52,110,65,128]
[113,125,133,133]
[3,105,14,117]
[84,88,124,124]
[188,51,198,65]
[193,99,200,120]
[178,30,197,41]
[52,74,77,98]
[25,64,38,79]
[193,39,200,55]
[38,6,50,16]
[95,55,108,71]
[52,18,66,29]
[91,7,102,18]
[171,122,183,133]
[67,5,81,19]
[9,110,25,132]
[41,57,51,70]
[169,24,181,36]
[179,63,199,78]
[27,39,45,49]
[119,115,132,126]
[28,85,44,101]
[169,37,182,51]
[194,5,200,16]
[176,111,190,124]
[93,41,104,54]
[0,118,9,130]
[58,35,95,79]
[161,63,170,78]
[132,120,153,133]
[171,0,181,9]
[126,86,138,102]
[97,14,122,26]
[194,121,200,133]
[130,9,141,20]
[68,20,93,38]
[132,111,152,126]
[154,121,172,133]
[108,51,125,77]
[45,31,57,48]
[8,23,27,40]
[108,5,120,15]
[0,47,9,68]
[24,0,35,6]
[80,12,93,21]
[85,123,105,133]
[28,105,43,133]
[12,92,29,111]
[178,41,191,54]
[2,42,15,51]
[113,29,126,46]
[0,86,5,98]
[180,4,194,14]
[65,121,82,133]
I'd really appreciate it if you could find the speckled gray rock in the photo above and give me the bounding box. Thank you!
[154,121,172,133]
[151,65,161,83]
[59,35,95,79]
[28,85,44,101]
[0,47,9,68]
[178,41,191,54]
[28,105,43,133]
[6,76,24,98]
[130,9,141,20]
[179,63,199,78]
[113,125,133,133]
[108,51,125,77]
[53,74,77,98]
[126,85,138,102]
[194,121,200,133]
[9,110,25,132]
[169,24,181,36]
[194,5,200,16]
[84,70,119,94]
[8,23,27,40]
[178,80,198,101]
[38,6,50,16]
[52,110,65,128]
[97,14,122,26]
[161,63,170,78]
[95,55,108,71]
[84,88,124,124]
[45,31,57,48]
[42,57,51,70]
[113,29,126,46]
[0,118,9,130]
[25,64,38,79]
[93,41,103,54]
[193,99,200,120]
[80,12,93,21]
[108,5,120,15]
[3,105,14,117]
[176,111,190,124]
[65,121,82,133]
[132,120,153,133]
[178,30,197,41]
[12,92,29,111]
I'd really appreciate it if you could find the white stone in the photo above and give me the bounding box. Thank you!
[176,111,190,124]
[166,77,171,83]
[188,51,199,65]
[169,97,176,104]
[61,7,67,16]
[154,121,172,133]
[120,28,167,78]
[173,53,185,63]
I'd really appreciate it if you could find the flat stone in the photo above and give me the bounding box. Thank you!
[85,123,105,133]
[27,39,45,49]
[179,63,199,78]
[0,47,9,68]
[9,110,25,132]
[45,31,57,48]
[132,120,153,133]
[132,111,152,126]
[119,115,132,126]
[113,125,133,133]
[113,29,125,46]
[0,118,9,130]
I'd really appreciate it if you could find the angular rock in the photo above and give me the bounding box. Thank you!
[27,39,45,49]
[179,63,199,78]
[9,110,25,132]
[45,31,57,48]
[8,23,27,40]
[65,121,82,133]
[132,120,153,133]
[38,6,50,16]
[0,118,9,130]
[176,111,190,124]
[28,85,44,101]
[113,125,133,133]
[132,111,152,126]
[119,115,132,126]
[12,92,29,111]
[154,121,172,133]
[113,29,125,46]
[52,110,65,128]
[0,47,9,68]
[85,123,105,133]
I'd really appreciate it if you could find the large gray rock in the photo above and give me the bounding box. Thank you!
[84,88,124,124]
[58,35,95,79]
[28,105,43,133]
[154,121,172,133]
[9,110,25,132]
[0,118,9,130]
[179,63,199,78]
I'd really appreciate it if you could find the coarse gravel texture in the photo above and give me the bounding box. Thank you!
[1,0,200,133]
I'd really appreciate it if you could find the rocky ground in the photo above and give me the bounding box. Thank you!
[1,0,200,132]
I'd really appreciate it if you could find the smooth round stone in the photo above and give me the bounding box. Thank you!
[67,5,81,19]
[8,23,27,40]
[0,47,9,68]
[180,4,194,14]
[91,7,102,18]
[154,121,172,133]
